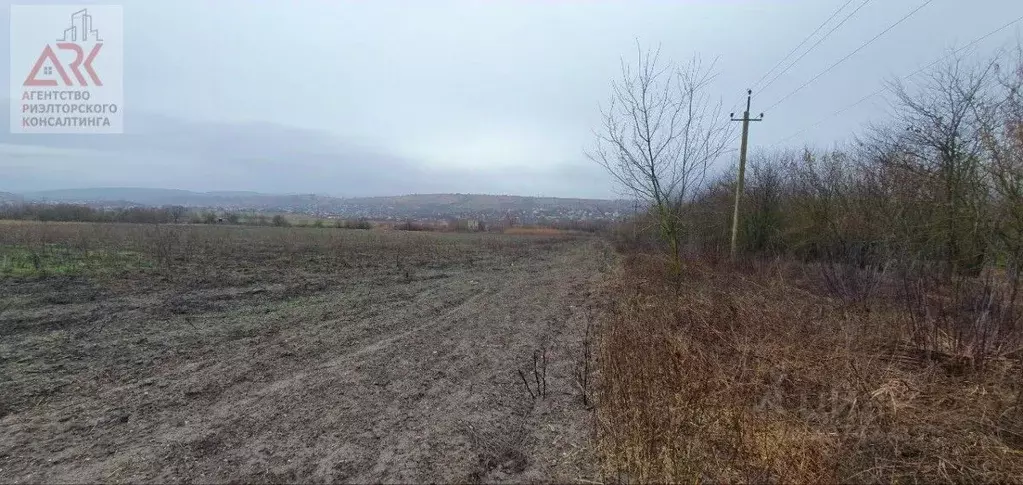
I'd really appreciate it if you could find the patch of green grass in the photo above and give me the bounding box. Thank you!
[0,244,153,277]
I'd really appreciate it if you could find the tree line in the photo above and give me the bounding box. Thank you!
[0,204,195,224]
[0,203,378,229]
[597,44,1023,280]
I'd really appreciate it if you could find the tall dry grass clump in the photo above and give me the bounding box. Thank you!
[596,253,1023,483]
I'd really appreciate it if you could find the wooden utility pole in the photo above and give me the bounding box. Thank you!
[730,89,763,258]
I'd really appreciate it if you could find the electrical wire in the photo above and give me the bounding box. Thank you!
[768,13,1023,147]
[757,0,872,96]
[751,0,857,92]
[763,0,935,113]
[725,0,868,149]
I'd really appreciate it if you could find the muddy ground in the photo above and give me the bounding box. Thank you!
[0,226,608,483]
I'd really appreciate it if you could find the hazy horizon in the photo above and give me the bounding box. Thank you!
[2,0,1021,198]
[4,186,634,201]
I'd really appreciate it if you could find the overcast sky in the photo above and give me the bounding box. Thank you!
[1,0,1021,198]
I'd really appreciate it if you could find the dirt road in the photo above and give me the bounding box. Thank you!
[0,232,605,483]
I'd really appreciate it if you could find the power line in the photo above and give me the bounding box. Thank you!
[727,0,864,127]
[750,0,857,92]
[769,90,882,148]
[768,13,1023,147]
[763,0,935,113]
[757,0,872,96]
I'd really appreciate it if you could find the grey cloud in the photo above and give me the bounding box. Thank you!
[0,100,611,197]
[1,0,1020,198]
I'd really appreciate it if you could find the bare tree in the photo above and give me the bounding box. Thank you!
[862,54,998,274]
[167,205,188,224]
[588,43,732,269]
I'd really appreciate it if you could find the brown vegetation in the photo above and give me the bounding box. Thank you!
[503,227,569,236]
[596,253,1023,483]
[591,46,1023,482]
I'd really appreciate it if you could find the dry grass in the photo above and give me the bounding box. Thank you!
[596,253,1023,483]
[503,227,569,236]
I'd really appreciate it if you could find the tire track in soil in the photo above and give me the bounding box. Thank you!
[0,237,605,484]
[218,242,600,483]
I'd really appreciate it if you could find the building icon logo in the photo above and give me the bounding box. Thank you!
[59,9,104,42]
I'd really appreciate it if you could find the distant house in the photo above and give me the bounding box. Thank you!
[448,218,485,232]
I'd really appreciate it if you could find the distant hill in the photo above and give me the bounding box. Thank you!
[0,191,22,204]
[349,193,626,211]
[22,188,331,210]
[16,188,632,222]
[24,188,203,205]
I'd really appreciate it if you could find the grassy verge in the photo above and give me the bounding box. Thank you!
[0,244,152,277]
[596,253,1023,482]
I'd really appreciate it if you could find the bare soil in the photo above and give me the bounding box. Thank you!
[0,227,606,483]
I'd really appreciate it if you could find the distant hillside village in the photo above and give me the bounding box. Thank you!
[0,190,632,232]
[275,202,623,225]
